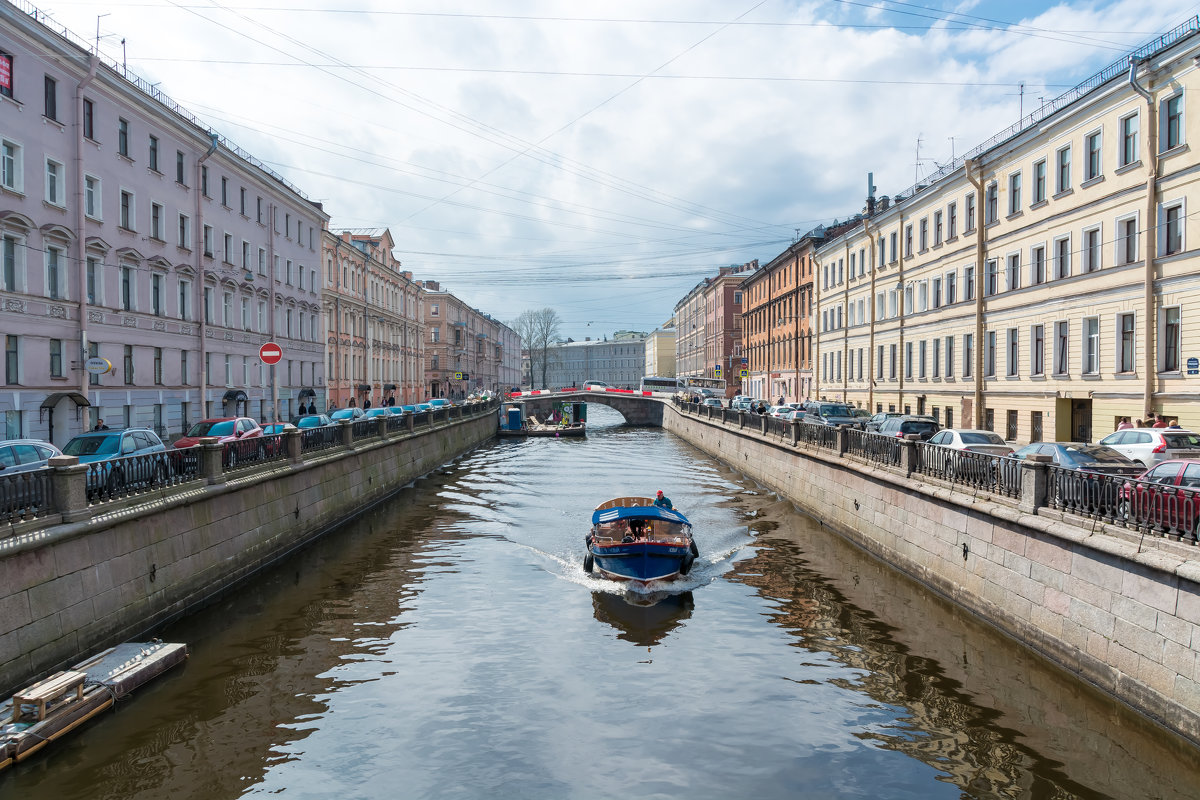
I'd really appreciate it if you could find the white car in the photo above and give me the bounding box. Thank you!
[1097,428,1200,468]
[926,429,1014,456]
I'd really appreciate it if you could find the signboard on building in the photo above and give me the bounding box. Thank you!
[0,54,11,96]
[84,357,111,375]
[1188,356,1199,375]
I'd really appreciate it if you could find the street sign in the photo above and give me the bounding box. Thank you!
[739,369,749,378]
[259,342,283,365]
[454,371,462,380]
[713,365,722,377]
[460,372,470,381]
[84,357,111,375]
[1188,356,1199,375]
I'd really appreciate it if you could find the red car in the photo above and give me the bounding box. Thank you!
[1119,459,1200,539]
[173,417,263,449]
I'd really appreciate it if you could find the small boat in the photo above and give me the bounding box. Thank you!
[584,497,698,582]
[0,640,188,771]
[498,401,586,438]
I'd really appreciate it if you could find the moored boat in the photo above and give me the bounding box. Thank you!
[0,640,188,771]
[584,497,697,583]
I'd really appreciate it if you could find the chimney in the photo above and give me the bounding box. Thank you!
[424,280,439,291]
[879,196,891,211]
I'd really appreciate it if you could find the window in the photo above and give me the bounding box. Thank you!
[221,176,229,206]
[985,259,998,296]
[242,241,250,271]
[241,297,249,330]
[44,157,63,205]
[1120,113,1138,166]
[1006,328,1018,376]
[904,224,913,258]
[905,342,913,379]
[179,214,190,248]
[985,408,995,432]
[965,193,976,232]
[118,118,129,157]
[1085,131,1101,180]
[1033,159,1046,204]
[43,75,57,120]
[86,257,98,304]
[1083,227,1101,272]
[934,211,943,245]
[82,98,95,140]
[45,246,62,300]
[1,138,22,192]
[1117,217,1137,264]
[257,196,263,223]
[240,187,247,215]
[201,165,208,197]
[121,266,133,311]
[1006,410,1018,441]
[919,218,928,251]
[1031,324,1044,376]
[85,175,101,218]
[181,350,189,384]
[889,344,897,380]
[946,271,957,304]
[223,232,233,263]
[152,274,163,316]
[1163,93,1184,151]
[4,335,16,384]
[176,150,186,185]
[1162,306,1181,372]
[149,135,159,171]
[986,330,996,377]
[149,202,163,240]
[1006,253,1020,292]
[1118,312,1135,373]
[1008,172,1021,215]
[1056,146,1071,194]
[123,344,134,385]
[948,202,957,238]
[918,340,927,378]
[963,333,973,378]
[932,276,941,308]
[1031,245,1046,285]
[179,279,190,320]
[1054,321,1069,375]
[87,342,100,386]
[120,189,134,230]
[963,264,975,302]
[1054,235,1071,279]
[154,347,163,385]
[258,247,266,275]
[203,224,213,257]
[933,338,941,378]
[222,292,232,326]
[1162,201,1184,255]
[985,182,998,224]
[889,231,898,262]
[204,287,213,323]
[1084,317,1099,374]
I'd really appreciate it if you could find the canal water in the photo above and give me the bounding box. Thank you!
[3,406,1199,799]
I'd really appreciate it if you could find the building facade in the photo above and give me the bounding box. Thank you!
[813,19,1200,442]
[1,6,327,445]
[643,324,677,379]
[420,281,517,399]
[742,240,820,403]
[323,229,423,409]
[543,332,647,389]
[673,263,755,396]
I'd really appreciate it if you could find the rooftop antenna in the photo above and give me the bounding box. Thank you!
[948,136,958,161]
[95,13,109,53]
[915,134,923,185]
[1019,81,1025,118]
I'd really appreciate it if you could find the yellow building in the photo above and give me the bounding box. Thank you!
[644,325,678,379]
[815,19,1200,444]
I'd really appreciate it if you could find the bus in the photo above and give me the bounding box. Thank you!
[680,376,727,395]
[640,376,680,393]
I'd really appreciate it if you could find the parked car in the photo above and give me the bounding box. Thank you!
[427,398,453,409]
[261,422,297,436]
[62,428,170,493]
[330,407,365,422]
[0,440,62,475]
[415,403,434,412]
[802,402,863,428]
[386,406,409,416]
[1097,428,1200,468]
[584,381,610,389]
[364,408,392,419]
[1011,442,1144,477]
[294,414,334,429]
[702,397,723,409]
[399,405,418,414]
[926,429,1014,456]
[1118,459,1200,537]
[866,412,906,432]
[877,415,941,440]
[173,417,263,449]
[768,405,793,418]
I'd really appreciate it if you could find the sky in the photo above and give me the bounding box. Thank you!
[31,0,1200,341]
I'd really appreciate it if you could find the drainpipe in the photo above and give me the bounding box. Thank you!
[196,132,219,421]
[75,55,99,410]
[843,238,851,402]
[966,158,986,428]
[865,220,878,413]
[268,203,278,421]
[1129,58,1158,421]
[896,210,906,414]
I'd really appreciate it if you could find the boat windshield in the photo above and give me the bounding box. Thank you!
[595,518,690,543]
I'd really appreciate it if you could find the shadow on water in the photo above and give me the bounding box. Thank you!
[591,590,695,647]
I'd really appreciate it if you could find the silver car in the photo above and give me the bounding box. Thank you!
[1097,428,1200,468]
[0,440,63,475]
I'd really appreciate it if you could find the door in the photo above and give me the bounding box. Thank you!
[1072,399,1092,443]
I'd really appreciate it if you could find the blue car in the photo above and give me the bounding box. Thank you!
[330,408,365,422]
[62,428,170,494]
[293,414,334,429]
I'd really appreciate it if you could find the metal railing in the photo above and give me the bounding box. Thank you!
[847,429,902,467]
[914,444,1020,497]
[351,419,376,439]
[1115,473,1199,542]
[386,413,410,433]
[300,425,341,454]
[796,421,838,450]
[0,470,53,524]
[222,434,288,472]
[86,450,178,504]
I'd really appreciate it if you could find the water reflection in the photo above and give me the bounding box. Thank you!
[591,590,695,647]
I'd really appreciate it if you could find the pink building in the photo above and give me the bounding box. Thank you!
[1,6,327,445]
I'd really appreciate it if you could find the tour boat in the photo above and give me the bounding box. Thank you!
[584,497,697,583]
[0,640,188,771]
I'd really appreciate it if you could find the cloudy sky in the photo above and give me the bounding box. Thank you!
[35,0,1200,340]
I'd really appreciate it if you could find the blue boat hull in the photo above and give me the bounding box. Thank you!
[589,542,691,582]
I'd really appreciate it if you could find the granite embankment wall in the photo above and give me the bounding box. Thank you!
[0,406,497,696]
[663,404,1200,746]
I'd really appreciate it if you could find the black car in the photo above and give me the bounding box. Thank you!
[876,415,941,440]
[802,402,863,428]
[1010,442,1144,476]
[866,412,906,432]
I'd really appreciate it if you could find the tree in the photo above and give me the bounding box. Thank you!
[512,308,562,389]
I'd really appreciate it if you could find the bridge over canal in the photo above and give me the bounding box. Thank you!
[509,388,668,426]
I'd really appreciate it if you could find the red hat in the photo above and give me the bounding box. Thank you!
[656,490,663,496]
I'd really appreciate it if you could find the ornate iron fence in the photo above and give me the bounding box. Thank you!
[1114,474,1200,542]
[85,451,177,504]
[0,469,53,524]
[848,429,902,467]
[352,419,377,439]
[300,425,341,454]
[796,422,838,450]
[222,434,288,472]
[915,444,1020,498]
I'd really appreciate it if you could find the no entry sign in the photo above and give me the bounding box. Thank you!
[259,342,283,365]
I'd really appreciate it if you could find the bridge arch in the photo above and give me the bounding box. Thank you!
[512,390,665,427]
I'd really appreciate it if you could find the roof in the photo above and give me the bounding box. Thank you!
[591,503,690,526]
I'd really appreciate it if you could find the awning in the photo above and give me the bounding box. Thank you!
[383,383,397,391]
[222,389,248,403]
[297,388,316,399]
[356,384,371,392]
[591,505,690,526]
[40,391,90,409]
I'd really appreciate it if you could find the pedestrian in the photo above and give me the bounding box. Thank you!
[653,490,673,509]
[93,418,109,431]
[1117,416,1133,431]
[1135,418,1144,428]
[348,397,356,408]
[1153,414,1168,428]
[364,398,371,410]
[777,395,784,406]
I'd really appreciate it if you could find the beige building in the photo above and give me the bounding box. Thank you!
[814,21,1200,444]
[644,324,677,379]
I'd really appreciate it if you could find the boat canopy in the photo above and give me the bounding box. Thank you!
[592,505,690,526]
